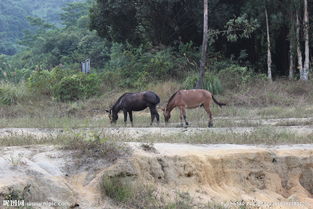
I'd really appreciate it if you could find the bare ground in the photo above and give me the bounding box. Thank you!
[1,143,313,208]
[0,116,312,208]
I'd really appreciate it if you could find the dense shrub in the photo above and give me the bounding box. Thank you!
[53,73,100,102]
[104,44,190,88]
[27,67,101,102]
[217,64,266,90]
[27,70,53,95]
[183,73,223,95]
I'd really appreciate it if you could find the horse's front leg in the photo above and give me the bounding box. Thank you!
[182,107,189,126]
[128,111,133,127]
[123,111,128,126]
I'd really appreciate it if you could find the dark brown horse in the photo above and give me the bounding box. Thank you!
[161,89,225,127]
[106,91,160,126]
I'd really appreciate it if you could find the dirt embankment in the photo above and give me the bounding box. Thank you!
[0,144,313,208]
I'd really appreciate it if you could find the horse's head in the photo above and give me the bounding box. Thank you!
[161,107,171,123]
[105,108,118,124]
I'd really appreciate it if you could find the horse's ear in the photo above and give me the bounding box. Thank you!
[105,109,110,113]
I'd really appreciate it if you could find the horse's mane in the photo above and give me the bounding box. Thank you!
[112,93,130,111]
[166,90,179,109]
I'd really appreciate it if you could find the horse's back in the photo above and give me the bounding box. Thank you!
[176,89,212,107]
[143,91,160,105]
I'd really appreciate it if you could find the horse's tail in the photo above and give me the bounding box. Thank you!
[212,95,226,107]
[155,94,160,105]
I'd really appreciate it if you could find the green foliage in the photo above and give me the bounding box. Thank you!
[60,2,90,27]
[27,70,53,95]
[104,44,189,88]
[0,82,31,105]
[183,73,223,95]
[102,176,133,203]
[90,0,203,45]
[225,14,259,42]
[27,66,101,102]
[53,73,101,102]
[0,87,18,105]
[0,0,81,55]
[217,64,266,90]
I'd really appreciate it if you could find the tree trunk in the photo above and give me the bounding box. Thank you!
[303,0,309,80]
[296,11,304,79]
[289,39,294,79]
[265,6,272,81]
[196,0,208,89]
[289,7,295,80]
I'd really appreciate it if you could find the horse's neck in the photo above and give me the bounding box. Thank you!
[166,101,175,113]
[112,102,122,113]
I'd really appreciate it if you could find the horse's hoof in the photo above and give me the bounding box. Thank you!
[208,123,213,128]
[185,122,189,126]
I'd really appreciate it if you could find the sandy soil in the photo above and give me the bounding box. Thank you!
[0,143,313,209]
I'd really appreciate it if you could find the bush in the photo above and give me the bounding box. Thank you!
[102,176,133,203]
[217,64,266,90]
[53,73,101,101]
[27,70,53,95]
[183,73,223,95]
[63,132,132,161]
[104,44,189,88]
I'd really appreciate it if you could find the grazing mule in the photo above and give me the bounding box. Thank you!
[106,91,160,126]
[161,89,225,127]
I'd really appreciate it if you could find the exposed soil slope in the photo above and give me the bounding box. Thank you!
[0,144,313,208]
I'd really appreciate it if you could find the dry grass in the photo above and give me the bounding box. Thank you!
[101,176,228,209]
[62,135,132,162]
[223,79,313,107]
[117,127,313,145]
[0,79,313,129]
[1,126,311,147]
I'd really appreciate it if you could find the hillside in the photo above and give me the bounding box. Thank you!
[0,0,83,55]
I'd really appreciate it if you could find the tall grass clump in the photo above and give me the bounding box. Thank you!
[102,176,228,209]
[0,82,32,105]
[62,132,132,161]
[183,72,223,95]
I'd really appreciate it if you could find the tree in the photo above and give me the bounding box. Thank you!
[60,2,90,27]
[287,1,296,79]
[265,4,272,81]
[196,0,208,89]
[296,10,303,79]
[302,0,309,80]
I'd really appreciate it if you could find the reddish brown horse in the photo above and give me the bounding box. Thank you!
[161,89,225,127]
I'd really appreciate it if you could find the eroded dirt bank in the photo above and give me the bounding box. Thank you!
[0,144,313,208]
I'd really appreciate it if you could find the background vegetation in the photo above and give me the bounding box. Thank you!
[0,0,313,124]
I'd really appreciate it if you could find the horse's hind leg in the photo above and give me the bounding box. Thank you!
[203,104,213,127]
[149,106,159,126]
